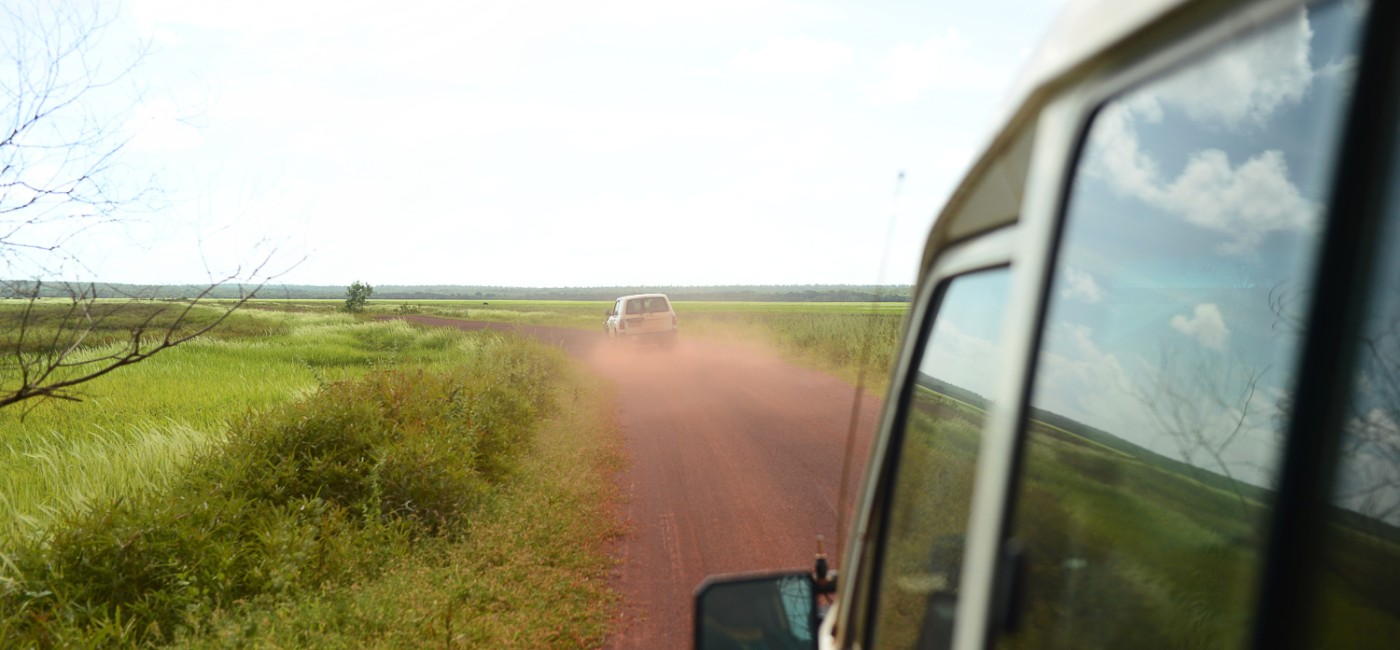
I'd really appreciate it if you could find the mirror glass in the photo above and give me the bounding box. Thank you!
[696,572,815,650]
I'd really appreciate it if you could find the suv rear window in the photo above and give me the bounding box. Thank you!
[627,297,671,314]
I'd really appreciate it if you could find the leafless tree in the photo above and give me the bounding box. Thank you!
[1336,285,1400,526]
[1270,279,1400,527]
[0,1,282,411]
[1,1,154,268]
[1261,279,1400,630]
[1133,345,1273,513]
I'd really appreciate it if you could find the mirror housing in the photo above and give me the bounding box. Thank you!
[694,570,816,650]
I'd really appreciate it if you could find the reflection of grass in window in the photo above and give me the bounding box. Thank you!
[1009,417,1400,648]
[875,390,982,648]
[1313,521,1400,646]
[1004,427,1261,649]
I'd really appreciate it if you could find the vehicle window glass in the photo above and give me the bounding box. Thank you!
[1000,3,1366,648]
[625,297,667,314]
[1310,88,1400,648]
[871,268,1011,650]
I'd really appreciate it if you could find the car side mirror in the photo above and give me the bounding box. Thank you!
[605,309,614,316]
[695,571,816,650]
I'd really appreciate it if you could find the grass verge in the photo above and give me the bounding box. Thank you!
[168,362,625,649]
[0,311,469,547]
[1,326,622,648]
[679,309,907,392]
[341,298,911,391]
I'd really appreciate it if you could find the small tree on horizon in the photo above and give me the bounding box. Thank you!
[345,281,373,313]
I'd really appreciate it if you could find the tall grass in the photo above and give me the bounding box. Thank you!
[0,424,213,545]
[874,391,984,648]
[343,298,912,386]
[0,309,492,547]
[1002,417,1269,649]
[0,329,566,647]
[0,300,258,356]
[167,364,625,649]
[393,304,609,330]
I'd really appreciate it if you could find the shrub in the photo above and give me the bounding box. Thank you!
[343,281,373,313]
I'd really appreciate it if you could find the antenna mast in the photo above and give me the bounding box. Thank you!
[835,170,905,559]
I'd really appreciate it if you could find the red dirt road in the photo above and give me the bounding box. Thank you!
[402,317,879,648]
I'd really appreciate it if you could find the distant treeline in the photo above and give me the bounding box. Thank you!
[3,282,912,303]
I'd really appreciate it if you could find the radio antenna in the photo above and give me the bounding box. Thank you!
[836,170,904,559]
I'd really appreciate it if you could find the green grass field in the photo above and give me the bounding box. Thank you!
[0,309,468,545]
[1005,405,1400,648]
[0,297,906,647]
[1,297,904,546]
[0,303,621,647]
[314,297,912,388]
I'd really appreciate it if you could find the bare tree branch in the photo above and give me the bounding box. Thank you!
[0,3,299,412]
[1133,345,1273,515]
[0,250,292,411]
[0,0,155,277]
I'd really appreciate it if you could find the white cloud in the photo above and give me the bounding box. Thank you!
[1170,303,1230,351]
[1161,149,1316,253]
[732,36,852,77]
[1097,114,1316,253]
[1087,14,1323,257]
[1061,266,1104,303]
[132,0,363,38]
[1151,9,1315,129]
[1093,104,1161,198]
[923,319,999,396]
[104,0,1063,286]
[1317,55,1358,83]
[866,28,1004,104]
[127,103,205,152]
[1035,323,1138,436]
[1093,112,1318,253]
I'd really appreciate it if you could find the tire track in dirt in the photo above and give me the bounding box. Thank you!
[399,317,879,649]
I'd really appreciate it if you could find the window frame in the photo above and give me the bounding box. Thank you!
[838,227,1019,649]
[1252,1,1400,646]
[939,4,1342,642]
[861,261,1015,650]
[997,1,1400,648]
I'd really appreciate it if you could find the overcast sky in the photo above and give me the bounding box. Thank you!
[21,0,1067,287]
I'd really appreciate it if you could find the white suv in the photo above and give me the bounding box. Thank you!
[604,294,678,346]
